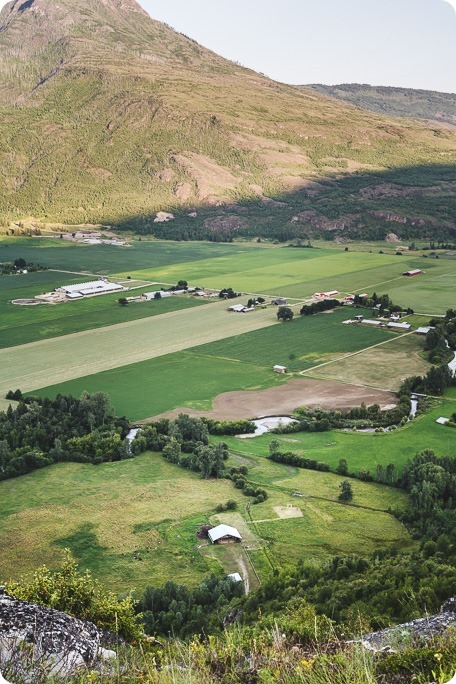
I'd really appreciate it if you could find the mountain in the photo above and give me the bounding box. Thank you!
[305,83,456,127]
[0,0,455,242]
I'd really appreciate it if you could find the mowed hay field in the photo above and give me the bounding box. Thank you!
[0,300,278,399]
[310,332,432,390]
[0,449,412,592]
[25,308,407,419]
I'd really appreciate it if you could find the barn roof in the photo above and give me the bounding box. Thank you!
[208,524,242,543]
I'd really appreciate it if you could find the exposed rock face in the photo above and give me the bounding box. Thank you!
[0,594,115,678]
[359,598,456,651]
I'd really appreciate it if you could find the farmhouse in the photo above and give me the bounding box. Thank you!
[271,298,288,306]
[402,269,423,277]
[387,321,412,331]
[273,365,287,374]
[208,524,242,544]
[57,280,124,298]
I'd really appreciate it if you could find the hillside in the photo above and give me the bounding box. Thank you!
[305,83,456,127]
[0,0,455,242]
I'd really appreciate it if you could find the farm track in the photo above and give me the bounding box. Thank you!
[0,300,278,396]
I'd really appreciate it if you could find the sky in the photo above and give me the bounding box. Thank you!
[1,0,455,92]
[138,0,456,93]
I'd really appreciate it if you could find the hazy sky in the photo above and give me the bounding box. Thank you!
[1,0,455,91]
[139,0,456,93]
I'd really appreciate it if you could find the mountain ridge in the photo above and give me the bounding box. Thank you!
[0,0,455,241]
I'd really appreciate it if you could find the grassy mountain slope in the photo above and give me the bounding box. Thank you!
[306,83,456,127]
[0,0,455,241]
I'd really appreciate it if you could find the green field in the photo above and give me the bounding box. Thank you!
[0,274,208,348]
[192,307,399,372]
[0,449,412,592]
[220,399,456,475]
[28,351,286,420]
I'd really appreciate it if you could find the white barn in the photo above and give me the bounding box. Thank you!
[208,524,242,544]
[58,280,124,297]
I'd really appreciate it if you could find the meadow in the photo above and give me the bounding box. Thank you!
[219,398,456,476]
[311,333,431,390]
[0,449,412,593]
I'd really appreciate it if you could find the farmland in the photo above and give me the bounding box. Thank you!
[219,399,456,475]
[0,236,455,591]
[0,449,412,593]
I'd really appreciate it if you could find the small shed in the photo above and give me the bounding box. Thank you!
[436,417,450,425]
[273,365,287,374]
[227,572,243,583]
[271,298,288,306]
[402,269,423,277]
[208,524,242,544]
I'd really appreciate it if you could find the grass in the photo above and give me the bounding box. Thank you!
[0,449,412,591]
[27,351,286,420]
[310,332,431,390]
[0,452,246,592]
[0,300,278,401]
[192,307,399,372]
[220,398,456,476]
[0,275,208,348]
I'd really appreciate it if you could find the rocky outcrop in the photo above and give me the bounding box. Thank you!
[359,598,456,652]
[0,594,115,679]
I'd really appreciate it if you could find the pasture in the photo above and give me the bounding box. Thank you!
[220,399,456,475]
[310,332,431,390]
[192,307,400,372]
[0,449,412,593]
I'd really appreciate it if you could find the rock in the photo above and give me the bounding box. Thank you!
[385,232,400,242]
[357,598,456,652]
[154,211,175,223]
[0,594,115,679]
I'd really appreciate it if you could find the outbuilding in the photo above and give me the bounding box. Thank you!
[416,326,434,335]
[208,524,242,544]
[273,365,287,374]
[402,269,423,277]
[227,573,243,583]
[271,298,288,306]
[387,322,412,331]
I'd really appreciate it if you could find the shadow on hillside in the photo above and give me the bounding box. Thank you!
[111,163,456,244]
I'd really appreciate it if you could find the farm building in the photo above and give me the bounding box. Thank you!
[402,269,423,277]
[143,291,172,300]
[387,321,411,331]
[227,573,243,583]
[315,290,339,298]
[57,280,124,298]
[228,304,254,313]
[273,365,287,374]
[416,326,434,335]
[361,319,383,327]
[271,298,288,306]
[208,524,242,544]
[436,417,450,425]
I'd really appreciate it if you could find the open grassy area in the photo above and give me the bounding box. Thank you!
[220,398,456,476]
[0,237,253,276]
[310,332,431,390]
[27,351,287,420]
[0,449,412,592]
[192,307,399,372]
[0,300,278,401]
